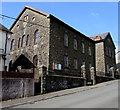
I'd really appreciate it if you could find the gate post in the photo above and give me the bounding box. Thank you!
[90,67,96,85]
[81,65,86,86]
[41,66,47,94]
[110,67,115,79]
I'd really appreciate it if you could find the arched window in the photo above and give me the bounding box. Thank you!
[34,30,39,44]
[82,41,85,53]
[26,35,29,46]
[18,38,21,48]
[88,45,91,56]
[9,60,12,71]
[64,33,68,47]
[33,55,38,74]
[10,39,15,50]
[33,55,38,66]
[74,39,77,50]
[21,35,26,47]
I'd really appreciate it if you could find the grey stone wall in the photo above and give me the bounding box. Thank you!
[104,37,116,72]
[45,75,84,93]
[95,42,105,76]
[10,8,50,80]
[49,18,95,81]
[95,36,116,76]
[1,78,34,101]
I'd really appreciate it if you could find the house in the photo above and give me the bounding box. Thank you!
[89,32,116,81]
[116,51,120,69]
[0,23,12,71]
[9,6,96,94]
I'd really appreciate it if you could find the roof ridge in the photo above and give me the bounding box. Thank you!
[24,5,49,17]
[0,23,12,33]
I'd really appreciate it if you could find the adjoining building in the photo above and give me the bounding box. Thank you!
[0,23,12,71]
[89,32,116,82]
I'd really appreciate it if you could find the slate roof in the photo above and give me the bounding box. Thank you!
[0,23,12,33]
[10,5,94,42]
[89,32,110,41]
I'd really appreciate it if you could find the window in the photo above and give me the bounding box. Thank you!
[64,56,68,67]
[18,38,21,48]
[74,39,77,50]
[88,46,91,56]
[64,33,68,47]
[33,55,38,66]
[17,25,19,28]
[21,35,26,47]
[109,47,111,57]
[10,39,15,50]
[24,15,28,21]
[112,51,114,59]
[74,58,78,69]
[32,16,35,21]
[106,47,108,55]
[82,41,85,53]
[34,29,39,44]
[26,35,29,46]
[33,55,38,73]
[89,63,92,69]
[82,61,85,66]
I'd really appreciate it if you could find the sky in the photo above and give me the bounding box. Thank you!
[1,2,119,50]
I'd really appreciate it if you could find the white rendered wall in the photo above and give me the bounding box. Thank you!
[0,30,11,71]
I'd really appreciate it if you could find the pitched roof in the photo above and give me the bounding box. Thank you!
[89,32,110,41]
[10,5,94,42]
[0,23,12,33]
[10,5,49,30]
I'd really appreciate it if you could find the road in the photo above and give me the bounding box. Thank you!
[14,80,118,108]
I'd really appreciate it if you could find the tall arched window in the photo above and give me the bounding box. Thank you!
[34,29,39,44]
[33,55,38,74]
[18,38,21,48]
[26,35,29,46]
[33,55,38,66]
[10,39,15,50]
[64,33,68,47]
[9,60,12,71]
[21,35,26,47]
[82,41,85,53]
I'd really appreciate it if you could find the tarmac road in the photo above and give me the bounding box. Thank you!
[14,80,119,108]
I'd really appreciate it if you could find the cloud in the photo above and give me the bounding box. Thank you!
[90,12,100,16]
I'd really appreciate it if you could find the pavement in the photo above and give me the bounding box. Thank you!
[1,79,119,109]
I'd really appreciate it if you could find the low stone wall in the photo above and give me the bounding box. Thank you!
[1,71,34,101]
[96,76,114,84]
[45,75,84,93]
[1,78,34,101]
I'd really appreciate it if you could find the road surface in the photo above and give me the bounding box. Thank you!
[14,80,118,108]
